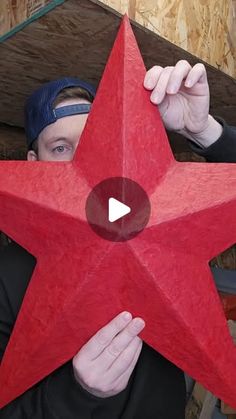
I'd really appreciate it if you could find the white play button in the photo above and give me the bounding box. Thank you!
[108,197,131,223]
[86,177,151,241]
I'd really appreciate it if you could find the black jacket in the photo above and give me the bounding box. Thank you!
[190,118,236,163]
[0,118,235,418]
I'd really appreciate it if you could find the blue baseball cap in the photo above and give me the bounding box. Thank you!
[24,77,96,149]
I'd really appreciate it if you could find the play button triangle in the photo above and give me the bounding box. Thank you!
[108,197,131,222]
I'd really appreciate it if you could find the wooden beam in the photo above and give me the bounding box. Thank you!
[0,124,26,160]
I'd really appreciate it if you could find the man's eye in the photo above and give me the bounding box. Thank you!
[53,145,68,153]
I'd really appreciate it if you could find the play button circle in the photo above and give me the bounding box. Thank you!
[85,177,151,241]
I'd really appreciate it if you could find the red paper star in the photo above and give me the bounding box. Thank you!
[1,16,236,408]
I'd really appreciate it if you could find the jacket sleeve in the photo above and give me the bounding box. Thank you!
[189,118,236,163]
[0,243,131,419]
[190,119,236,293]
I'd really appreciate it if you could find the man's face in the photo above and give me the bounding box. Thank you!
[27,98,90,162]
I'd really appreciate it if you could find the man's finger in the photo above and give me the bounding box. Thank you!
[166,60,192,94]
[184,63,207,88]
[97,317,145,369]
[107,338,143,388]
[78,311,133,360]
[144,66,163,90]
[150,66,174,104]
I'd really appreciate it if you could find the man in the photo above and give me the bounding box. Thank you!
[0,60,235,418]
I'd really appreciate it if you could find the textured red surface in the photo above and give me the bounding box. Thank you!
[1,16,236,408]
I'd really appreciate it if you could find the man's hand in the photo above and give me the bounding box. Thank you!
[144,60,222,147]
[72,311,145,398]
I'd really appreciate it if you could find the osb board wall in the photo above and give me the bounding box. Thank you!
[98,0,236,78]
[0,0,52,36]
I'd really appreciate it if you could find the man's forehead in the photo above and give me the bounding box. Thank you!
[39,113,89,143]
